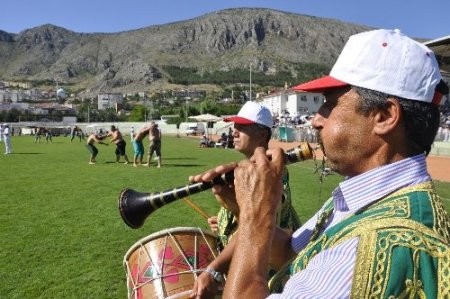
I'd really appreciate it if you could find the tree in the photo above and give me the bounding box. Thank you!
[95,108,118,122]
[129,105,146,122]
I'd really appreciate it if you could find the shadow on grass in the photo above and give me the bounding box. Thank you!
[8,152,45,155]
[103,161,205,167]
[153,164,205,168]
[162,157,196,160]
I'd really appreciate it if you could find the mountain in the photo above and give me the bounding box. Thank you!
[0,8,372,93]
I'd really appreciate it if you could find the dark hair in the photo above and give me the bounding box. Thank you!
[255,124,272,143]
[353,86,440,156]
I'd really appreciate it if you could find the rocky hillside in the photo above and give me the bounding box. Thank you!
[0,8,372,93]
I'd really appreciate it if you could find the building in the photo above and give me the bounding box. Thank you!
[0,89,31,102]
[97,93,124,110]
[0,102,29,111]
[171,89,206,98]
[2,81,32,89]
[259,89,324,118]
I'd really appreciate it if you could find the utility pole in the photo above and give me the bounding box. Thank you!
[55,78,59,102]
[87,99,91,123]
[144,93,147,122]
[249,63,252,102]
[143,83,147,122]
[185,100,188,122]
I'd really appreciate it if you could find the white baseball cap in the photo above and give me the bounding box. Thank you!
[224,101,273,128]
[293,29,443,104]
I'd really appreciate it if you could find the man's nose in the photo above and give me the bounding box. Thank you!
[311,113,324,129]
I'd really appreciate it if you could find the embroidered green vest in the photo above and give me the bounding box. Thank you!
[269,182,450,298]
[216,168,301,248]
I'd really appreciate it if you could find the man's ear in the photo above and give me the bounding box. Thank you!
[373,98,402,135]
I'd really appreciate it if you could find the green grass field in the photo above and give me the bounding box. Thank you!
[1,134,449,298]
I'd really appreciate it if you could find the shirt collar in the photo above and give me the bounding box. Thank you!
[332,154,431,212]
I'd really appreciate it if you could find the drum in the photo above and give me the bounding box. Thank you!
[124,227,219,299]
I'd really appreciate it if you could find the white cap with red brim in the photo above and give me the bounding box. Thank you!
[293,29,443,104]
[224,101,273,128]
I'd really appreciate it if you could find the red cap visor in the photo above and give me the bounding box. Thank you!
[292,76,348,93]
[223,116,255,124]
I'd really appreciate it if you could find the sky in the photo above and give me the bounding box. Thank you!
[0,0,448,40]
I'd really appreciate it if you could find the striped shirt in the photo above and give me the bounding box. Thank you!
[268,154,431,298]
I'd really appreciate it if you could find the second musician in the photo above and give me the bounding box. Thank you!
[195,101,302,297]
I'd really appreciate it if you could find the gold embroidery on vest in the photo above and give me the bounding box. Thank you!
[351,232,378,298]
[347,220,450,298]
[439,250,450,298]
[271,182,450,296]
[394,251,426,298]
[292,234,328,273]
[430,190,450,243]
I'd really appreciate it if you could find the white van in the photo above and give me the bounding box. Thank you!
[185,123,205,136]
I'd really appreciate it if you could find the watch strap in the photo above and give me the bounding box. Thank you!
[204,268,223,283]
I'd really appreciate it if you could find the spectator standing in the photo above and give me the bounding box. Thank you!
[78,128,85,142]
[226,127,234,148]
[70,126,77,142]
[219,132,227,148]
[443,125,450,142]
[45,129,53,143]
[3,123,12,154]
[130,126,135,142]
[34,127,42,143]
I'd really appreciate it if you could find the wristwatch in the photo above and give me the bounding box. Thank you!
[204,268,224,284]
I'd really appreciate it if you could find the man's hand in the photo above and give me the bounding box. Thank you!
[189,162,239,216]
[189,271,220,299]
[207,216,218,233]
[223,147,285,298]
[234,147,284,227]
